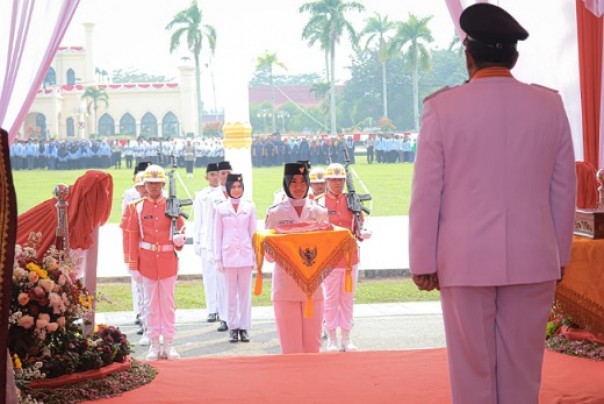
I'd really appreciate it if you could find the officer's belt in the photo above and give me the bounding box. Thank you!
[139,241,174,252]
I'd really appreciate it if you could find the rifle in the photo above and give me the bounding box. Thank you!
[342,148,372,238]
[165,155,193,237]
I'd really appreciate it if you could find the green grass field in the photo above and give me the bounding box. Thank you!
[13,160,414,223]
[96,277,439,312]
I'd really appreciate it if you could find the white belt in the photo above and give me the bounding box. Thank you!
[139,241,174,252]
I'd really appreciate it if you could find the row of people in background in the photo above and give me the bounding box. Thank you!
[368,134,416,164]
[251,134,355,167]
[8,137,225,171]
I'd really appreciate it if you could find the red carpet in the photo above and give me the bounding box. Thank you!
[90,349,603,404]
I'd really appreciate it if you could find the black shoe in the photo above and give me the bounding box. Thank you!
[217,320,228,332]
[207,313,218,323]
[135,315,142,326]
[229,329,239,343]
[136,325,144,335]
[239,329,250,343]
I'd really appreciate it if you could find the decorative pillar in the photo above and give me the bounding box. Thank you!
[222,122,253,197]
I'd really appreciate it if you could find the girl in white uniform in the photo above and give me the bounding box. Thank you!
[213,173,257,343]
[265,163,329,354]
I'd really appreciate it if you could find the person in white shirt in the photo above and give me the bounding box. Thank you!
[192,163,221,322]
[213,174,257,343]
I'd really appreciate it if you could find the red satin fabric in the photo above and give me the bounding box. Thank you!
[576,0,603,168]
[16,170,113,259]
[575,161,599,208]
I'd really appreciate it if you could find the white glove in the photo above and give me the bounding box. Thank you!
[129,269,143,284]
[216,261,224,272]
[194,244,202,256]
[207,252,216,265]
[359,230,372,240]
[173,233,186,248]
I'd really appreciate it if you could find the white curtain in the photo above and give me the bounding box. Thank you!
[0,0,80,144]
[443,0,584,161]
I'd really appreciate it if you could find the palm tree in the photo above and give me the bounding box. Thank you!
[255,50,286,133]
[81,86,108,135]
[299,0,365,135]
[361,12,396,120]
[310,80,331,131]
[390,14,434,131]
[301,15,331,83]
[166,0,216,138]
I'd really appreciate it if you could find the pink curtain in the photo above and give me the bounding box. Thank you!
[0,0,80,145]
[584,0,604,16]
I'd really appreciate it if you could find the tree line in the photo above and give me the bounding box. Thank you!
[84,0,467,137]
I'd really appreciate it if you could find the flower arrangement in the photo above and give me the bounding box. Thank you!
[8,232,131,381]
[545,301,604,361]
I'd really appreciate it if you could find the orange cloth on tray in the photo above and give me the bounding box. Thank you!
[253,226,358,317]
[555,236,604,334]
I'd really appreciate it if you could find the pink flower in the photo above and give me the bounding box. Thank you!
[57,274,67,286]
[13,267,27,281]
[56,316,66,327]
[14,245,22,258]
[46,322,59,332]
[33,286,45,298]
[38,313,50,322]
[38,278,55,293]
[28,271,39,283]
[17,293,29,306]
[36,318,49,329]
[18,315,34,329]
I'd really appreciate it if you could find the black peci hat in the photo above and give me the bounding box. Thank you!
[297,160,311,170]
[217,161,232,171]
[134,161,152,176]
[206,162,219,173]
[460,3,528,48]
[284,162,309,177]
[282,162,310,199]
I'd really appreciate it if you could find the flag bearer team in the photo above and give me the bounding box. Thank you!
[121,157,368,358]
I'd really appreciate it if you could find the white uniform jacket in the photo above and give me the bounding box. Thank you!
[192,185,219,250]
[213,199,257,268]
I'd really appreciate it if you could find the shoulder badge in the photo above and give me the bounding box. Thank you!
[530,83,558,93]
[128,197,145,206]
[423,85,455,103]
[266,203,280,213]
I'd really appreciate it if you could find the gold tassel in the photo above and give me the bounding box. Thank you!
[345,242,353,292]
[304,296,313,318]
[254,274,263,296]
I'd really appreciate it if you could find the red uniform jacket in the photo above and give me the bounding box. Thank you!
[123,196,185,280]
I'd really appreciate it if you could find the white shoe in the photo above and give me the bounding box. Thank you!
[138,334,151,346]
[164,344,181,360]
[341,330,358,352]
[145,342,161,361]
[326,330,338,352]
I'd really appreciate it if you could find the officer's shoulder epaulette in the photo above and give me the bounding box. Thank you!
[423,85,456,103]
[530,83,559,93]
[128,197,145,206]
[266,203,281,212]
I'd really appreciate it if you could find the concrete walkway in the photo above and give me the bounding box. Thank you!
[94,215,443,360]
[97,302,445,360]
